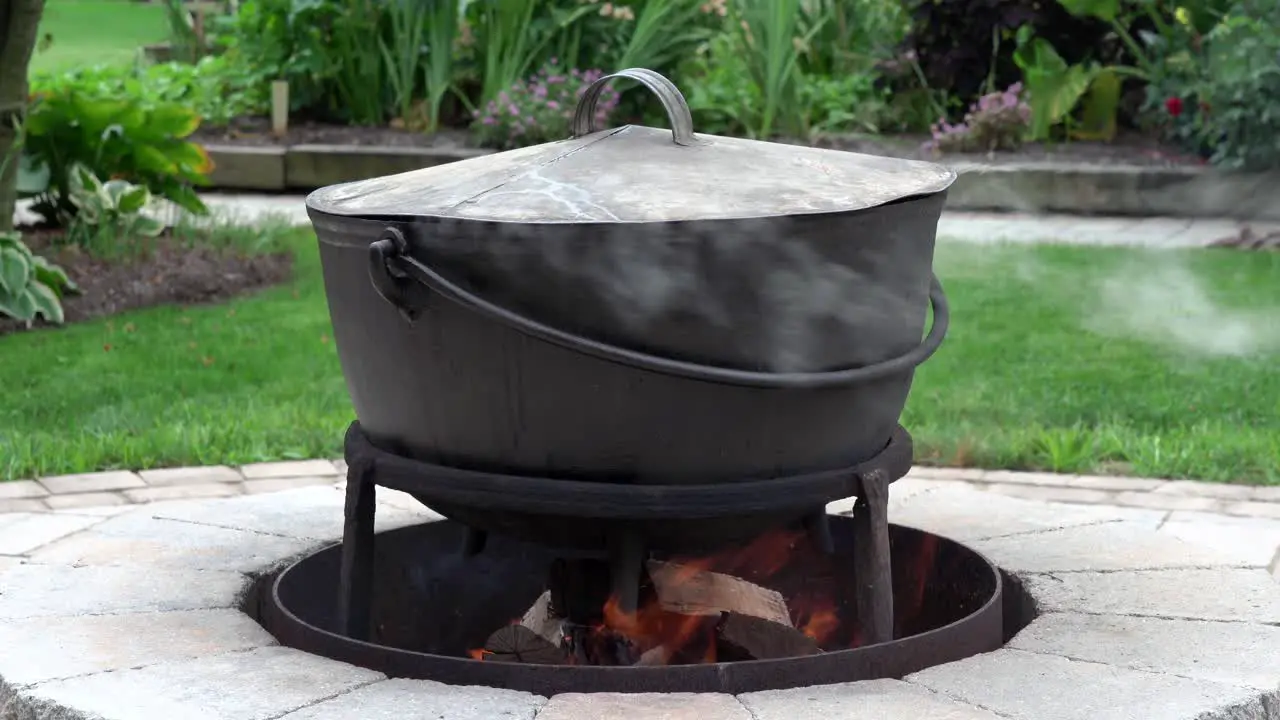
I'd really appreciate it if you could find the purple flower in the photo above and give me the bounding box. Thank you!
[547,100,559,110]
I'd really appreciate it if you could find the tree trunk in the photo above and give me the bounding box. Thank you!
[0,0,46,234]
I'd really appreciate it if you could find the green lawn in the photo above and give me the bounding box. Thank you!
[2,234,1278,484]
[28,0,169,76]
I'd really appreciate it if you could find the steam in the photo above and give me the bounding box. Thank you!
[1084,258,1280,359]
[410,212,935,373]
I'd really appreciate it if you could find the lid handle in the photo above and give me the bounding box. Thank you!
[571,68,698,146]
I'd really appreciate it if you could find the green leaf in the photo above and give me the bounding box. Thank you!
[16,154,51,195]
[103,179,133,206]
[118,184,151,214]
[28,282,65,324]
[1057,0,1120,22]
[0,247,32,295]
[133,145,178,175]
[146,104,203,138]
[132,215,167,238]
[30,256,76,296]
[1074,68,1122,141]
[9,289,38,322]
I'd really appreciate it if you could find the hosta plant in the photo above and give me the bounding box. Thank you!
[0,232,77,327]
[64,166,167,250]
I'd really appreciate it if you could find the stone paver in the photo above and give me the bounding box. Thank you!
[970,521,1249,573]
[8,646,384,720]
[983,483,1114,505]
[146,486,425,540]
[1022,568,1280,623]
[0,498,46,513]
[1110,492,1224,513]
[1159,512,1280,568]
[0,562,244,620]
[1009,612,1280,690]
[29,511,319,573]
[277,679,545,720]
[0,512,103,555]
[44,491,129,510]
[0,609,277,686]
[0,480,48,500]
[240,460,341,480]
[139,465,244,486]
[125,482,245,503]
[1224,501,1280,520]
[907,649,1274,720]
[243,476,338,495]
[38,470,144,494]
[887,487,1165,541]
[740,679,1001,719]
[535,693,753,720]
[1153,481,1258,501]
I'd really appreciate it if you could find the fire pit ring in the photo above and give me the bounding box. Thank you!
[257,518,1004,697]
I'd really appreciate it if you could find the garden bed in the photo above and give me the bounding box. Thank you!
[0,227,294,337]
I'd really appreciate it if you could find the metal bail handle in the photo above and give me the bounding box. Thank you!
[369,228,951,391]
[571,68,699,146]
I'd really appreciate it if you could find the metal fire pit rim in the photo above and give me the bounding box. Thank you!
[259,519,1004,696]
[345,421,913,520]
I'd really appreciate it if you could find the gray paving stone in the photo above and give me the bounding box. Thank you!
[1158,513,1280,567]
[38,471,144,494]
[907,649,1276,720]
[826,477,953,515]
[0,609,276,686]
[888,487,1165,541]
[138,465,243,486]
[147,486,424,539]
[1152,481,1257,501]
[243,476,339,495]
[29,511,318,573]
[0,513,103,555]
[0,498,47,514]
[124,482,243,503]
[905,466,986,482]
[240,459,341,480]
[1009,612,1280,690]
[740,679,1002,719]
[0,481,48,500]
[10,646,384,720]
[1252,486,1280,502]
[51,504,134,517]
[1022,568,1280,623]
[0,562,243,619]
[1111,492,1223,513]
[970,521,1243,573]
[43,492,128,510]
[277,678,545,720]
[1224,501,1280,520]
[978,470,1074,487]
[535,692,752,720]
[1066,475,1166,492]
[984,483,1114,505]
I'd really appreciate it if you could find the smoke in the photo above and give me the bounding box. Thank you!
[1083,257,1280,359]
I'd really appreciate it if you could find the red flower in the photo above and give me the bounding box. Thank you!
[1165,97,1184,117]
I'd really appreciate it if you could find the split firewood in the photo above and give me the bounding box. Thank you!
[646,560,793,627]
[482,625,565,665]
[716,612,822,661]
[519,591,566,648]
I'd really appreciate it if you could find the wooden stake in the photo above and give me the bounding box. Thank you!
[271,80,289,138]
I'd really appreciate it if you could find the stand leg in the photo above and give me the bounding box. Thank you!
[339,462,376,641]
[852,469,894,645]
[608,528,646,616]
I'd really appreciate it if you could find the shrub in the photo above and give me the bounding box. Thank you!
[1194,4,1280,170]
[64,166,168,254]
[31,56,269,128]
[928,83,1031,154]
[0,231,76,327]
[901,0,1114,121]
[471,63,620,150]
[18,90,212,225]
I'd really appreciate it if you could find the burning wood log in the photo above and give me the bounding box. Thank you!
[478,560,824,666]
[716,612,822,661]
[646,560,793,627]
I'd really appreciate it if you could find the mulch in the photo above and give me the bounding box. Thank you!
[192,116,1203,167]
[0,227,294,338]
